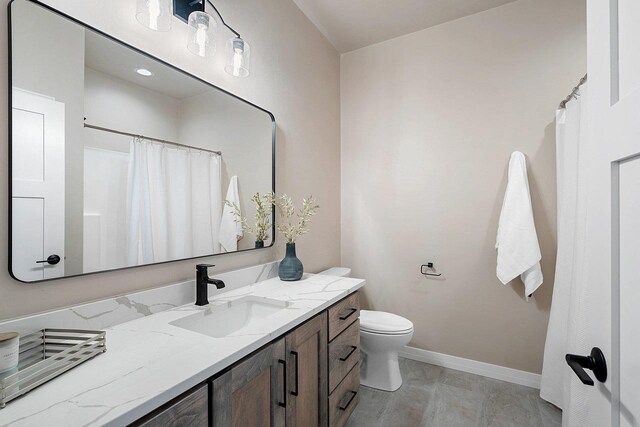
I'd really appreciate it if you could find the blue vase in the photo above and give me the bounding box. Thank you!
[279,243,303,281]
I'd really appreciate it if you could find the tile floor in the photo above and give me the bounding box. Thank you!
[346,358,561,427]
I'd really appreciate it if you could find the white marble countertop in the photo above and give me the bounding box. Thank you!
[0,274,365,427]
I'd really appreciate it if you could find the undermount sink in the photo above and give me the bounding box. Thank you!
[170,296,290,338]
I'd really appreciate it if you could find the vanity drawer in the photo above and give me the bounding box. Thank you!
[134,383,208,427]
[328,291,360,341]
[329,319,360,393]
[329,363,360,427]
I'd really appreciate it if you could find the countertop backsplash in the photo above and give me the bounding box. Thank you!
[0,262,279,335]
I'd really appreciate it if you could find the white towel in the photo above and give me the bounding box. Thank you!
[219,176,243,252]
[496,151,543,299]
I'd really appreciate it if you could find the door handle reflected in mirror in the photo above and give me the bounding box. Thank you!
[565,347,607,386]
[36,255,61,265]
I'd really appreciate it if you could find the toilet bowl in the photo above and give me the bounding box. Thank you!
[359,310,413,391]
[318,267,414,392]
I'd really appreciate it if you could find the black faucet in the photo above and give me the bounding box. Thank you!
[195,264,225,306]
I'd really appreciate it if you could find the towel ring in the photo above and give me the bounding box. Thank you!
[421,262,442,277]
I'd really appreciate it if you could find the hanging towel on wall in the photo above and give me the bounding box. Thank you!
[219,176,243,252]
[495,151,543,299]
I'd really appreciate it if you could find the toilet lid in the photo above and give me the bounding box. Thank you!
[359,310,414,334]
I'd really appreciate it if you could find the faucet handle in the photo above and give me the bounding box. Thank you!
[196,264,215,271]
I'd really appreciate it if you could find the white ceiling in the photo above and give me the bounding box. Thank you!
[85,31,210,100]
[292,0,518,53]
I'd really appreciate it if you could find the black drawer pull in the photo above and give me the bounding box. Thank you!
[278,359,287,408]
[339,308,357,321]
[290,351,299,396]
[339,390,358,411]
[339,346,357,362]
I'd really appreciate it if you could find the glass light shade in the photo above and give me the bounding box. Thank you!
[187,12,217,57]
[136,0,172,32]
[225,37,251,78]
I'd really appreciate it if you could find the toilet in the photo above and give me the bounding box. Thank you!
[319,267,414,392]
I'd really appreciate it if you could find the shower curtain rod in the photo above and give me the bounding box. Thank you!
[559,74,587,109]
[83,122,222,156]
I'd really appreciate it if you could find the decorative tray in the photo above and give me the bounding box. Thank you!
[0,329,106,408]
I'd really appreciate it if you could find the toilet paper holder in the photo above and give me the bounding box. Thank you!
[421,262,442,277]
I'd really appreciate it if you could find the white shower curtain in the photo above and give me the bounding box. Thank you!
[126,138,222,265]
[540,85,589,425]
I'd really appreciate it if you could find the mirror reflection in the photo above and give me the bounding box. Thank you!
[10,0,274,282]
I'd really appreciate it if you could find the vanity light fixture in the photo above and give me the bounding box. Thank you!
[136,0,173,32]
[225,37,250,78]
[187,10,217,57]
[135,68,154,77]
[136,0,251,77]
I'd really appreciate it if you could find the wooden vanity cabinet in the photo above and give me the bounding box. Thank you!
[211,312,330,427]
[130,291,361,427]
[211,338,286,427]
[327,292,361,427]
[285,312,329,427]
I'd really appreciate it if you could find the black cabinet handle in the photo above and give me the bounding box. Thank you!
[339,308,357,321]
[278,359,286,408]
[566,347,607,386]
[290,351,299,396]
[339,391,358,411]
[340,346,358,362]
[36,255,60,265]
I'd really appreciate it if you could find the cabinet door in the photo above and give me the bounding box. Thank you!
[286,312,329,427]
[212,338,286,427]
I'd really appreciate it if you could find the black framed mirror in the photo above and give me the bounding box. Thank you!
[8,0,276,282]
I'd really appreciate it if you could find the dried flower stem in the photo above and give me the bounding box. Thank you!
[274,194,320,244]
[226,192,274,242]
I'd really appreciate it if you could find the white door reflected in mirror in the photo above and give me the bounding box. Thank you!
[11,88,66,281]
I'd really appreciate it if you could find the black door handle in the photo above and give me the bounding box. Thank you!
[36,255,61,265]
[565,347,607,386]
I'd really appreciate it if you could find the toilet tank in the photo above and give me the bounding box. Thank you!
[318,267,351,277]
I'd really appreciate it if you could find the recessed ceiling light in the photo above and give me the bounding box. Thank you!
[135,68,153,77]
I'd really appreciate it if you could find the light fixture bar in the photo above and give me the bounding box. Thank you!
[173,0,204,23]
[173,0,241,38]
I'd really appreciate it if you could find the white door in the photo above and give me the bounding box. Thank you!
[570,1,640,426]
[11,88,65,281]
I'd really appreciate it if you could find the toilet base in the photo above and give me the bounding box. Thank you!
[360,350,403,391]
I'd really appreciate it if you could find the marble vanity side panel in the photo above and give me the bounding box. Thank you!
[0,262,279,334]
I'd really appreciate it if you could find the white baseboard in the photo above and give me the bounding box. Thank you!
[398,346,541,389]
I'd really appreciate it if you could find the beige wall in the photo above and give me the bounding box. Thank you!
[0,0,341,320]
[341,0,586,374]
